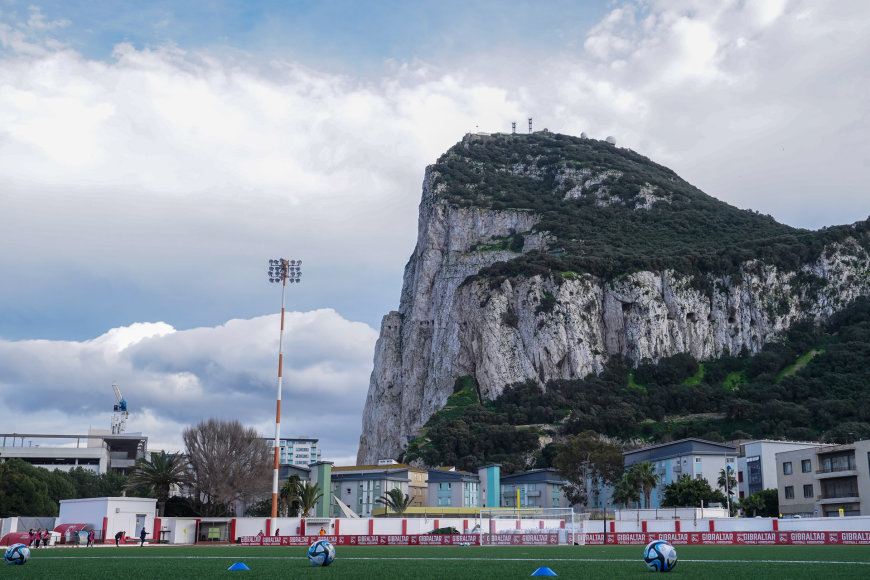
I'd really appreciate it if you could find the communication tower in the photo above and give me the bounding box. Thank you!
[528,118,533,133]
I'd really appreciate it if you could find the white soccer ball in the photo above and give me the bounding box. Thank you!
[4,543,31,566]
[642,540,677,572]
[307,540,335,567]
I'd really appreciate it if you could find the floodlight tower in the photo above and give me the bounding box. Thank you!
[267,258,302,531]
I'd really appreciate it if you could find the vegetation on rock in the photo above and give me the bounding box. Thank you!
[405,296,870,473]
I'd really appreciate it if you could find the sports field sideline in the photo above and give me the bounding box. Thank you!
[7,544,870,579]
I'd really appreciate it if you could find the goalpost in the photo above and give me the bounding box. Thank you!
[476,508,589,546]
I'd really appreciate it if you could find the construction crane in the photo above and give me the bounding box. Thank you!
[111,382,129,434]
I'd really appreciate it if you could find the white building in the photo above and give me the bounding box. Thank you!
[58,497,157,543]
[268,437,322,468]
[0,431,148,475]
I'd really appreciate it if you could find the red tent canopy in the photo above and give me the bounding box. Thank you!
[1,532,30,546]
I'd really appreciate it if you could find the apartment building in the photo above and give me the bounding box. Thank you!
[499,468,569,509]
[777,440,870,517]
[736,440,828,500]
[329,462,427,517]
[425,468,481,508]
[268,437,322,468]
[624,438,737,508]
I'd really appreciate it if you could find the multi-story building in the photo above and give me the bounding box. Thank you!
[268,437,322,468]
[329,462,427,517]
[0,430,147,475]
[425,468,481,509]
[736,439,829,500]
[777,440,870,517]
[624,438,737,508]
[499,468,569,509]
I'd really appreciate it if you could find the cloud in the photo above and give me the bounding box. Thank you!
[1,1,870,462]
[0,310,379,459]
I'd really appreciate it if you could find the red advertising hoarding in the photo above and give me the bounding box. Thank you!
[238,530,870,547]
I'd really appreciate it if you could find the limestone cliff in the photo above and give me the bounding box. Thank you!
[357,133,870,463]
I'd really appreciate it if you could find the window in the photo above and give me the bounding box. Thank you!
[738,471,744,483]
[803,484,814,498]
[695,457,702,463]
[695,474,703,480]
[784,486,794,499]
[783,462,793,475]
[801,459,812,473]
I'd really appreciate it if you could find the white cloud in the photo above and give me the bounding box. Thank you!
[1,1,870,462]
[0,310,379,460]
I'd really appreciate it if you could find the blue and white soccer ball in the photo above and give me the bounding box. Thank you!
[643,540,677,572]
[4,543,31,566]
[307,540,335,567]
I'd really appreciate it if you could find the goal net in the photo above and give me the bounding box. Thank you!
[476,508,589,546]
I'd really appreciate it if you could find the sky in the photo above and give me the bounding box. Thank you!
[1,0,869,466]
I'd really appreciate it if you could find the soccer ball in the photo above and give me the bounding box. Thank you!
[643,540,677,572]
[307,540,335,567]
[4,543,31,566]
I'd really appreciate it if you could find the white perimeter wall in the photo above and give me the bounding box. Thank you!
[146,514,870,544]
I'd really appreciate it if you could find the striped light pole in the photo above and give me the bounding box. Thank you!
[267,258,302,532]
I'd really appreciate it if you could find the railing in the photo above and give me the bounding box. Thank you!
[816,466,857,474]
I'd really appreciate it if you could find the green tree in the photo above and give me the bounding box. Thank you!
[376,487,413,516]
[68,467,130,498]
[758,488,780,517]
[126,450,190,517]
[738,493,765,517]
[0,459,58,516]
[661,474,726,508]
[554,430,624,507]
[611,473,640,509]
[717,467,737,511]
[627,462,659,508]
[297,482,323,517]
[280,475,302,517]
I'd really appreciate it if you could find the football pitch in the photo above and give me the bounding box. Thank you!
[9,544,870,579]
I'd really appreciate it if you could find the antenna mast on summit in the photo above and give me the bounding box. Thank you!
[511,122,516,134]
[528,118,533,133]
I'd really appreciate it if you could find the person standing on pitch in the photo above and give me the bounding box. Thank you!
[115,530,124,547]
[139,528,147,547]
[87,529,95,548]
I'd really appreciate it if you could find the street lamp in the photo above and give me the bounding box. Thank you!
[267,258,302,532]
[725,463,734,516]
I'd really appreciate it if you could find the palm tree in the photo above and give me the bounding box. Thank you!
[612,473,641,509]
[376,488,413,516]
[126,450,189,516]
[717,467,737,499]
[279,475,301,517]
[628,462,659,509]
[297,482,323,517]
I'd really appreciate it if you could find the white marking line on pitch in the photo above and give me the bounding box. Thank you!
[41,556,870,565]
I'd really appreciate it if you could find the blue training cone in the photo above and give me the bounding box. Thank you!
[228,562,251,571]
[531,567,557,576]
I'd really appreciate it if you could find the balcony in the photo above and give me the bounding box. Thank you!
[815,467,858,479]
[817,495,860,505]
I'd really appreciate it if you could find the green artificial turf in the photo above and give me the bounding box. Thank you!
[9,544,870,579]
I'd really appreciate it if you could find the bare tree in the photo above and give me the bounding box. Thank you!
[182,419,271,515]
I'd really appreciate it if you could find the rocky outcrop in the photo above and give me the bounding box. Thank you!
[356,161,870,464]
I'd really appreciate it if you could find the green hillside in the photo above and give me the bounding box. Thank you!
[403,296,870,474]
[433,132,869,282]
